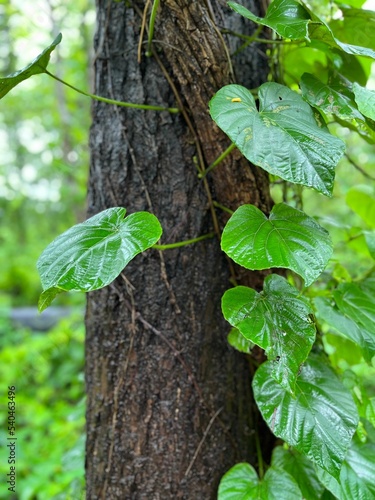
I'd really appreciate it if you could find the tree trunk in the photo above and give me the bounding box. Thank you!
[85,1,273,498]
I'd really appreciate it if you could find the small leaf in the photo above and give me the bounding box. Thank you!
[222,275,315,392]
[218,463,259,499]
[253,355,359,478]
[38,287,64,313]
[37,207,162,307]
[316,439,375,500]
[218,462,302,500]
[314,297,375,363]
[333,281,375,336]
[228,0,311,40]
[221,203,333,286]
[353,82,375,121]
[210,83,345,195]
[227,328,253,354]
[271,446,325,500]
[0,34,62,100]
[346,185,375,228]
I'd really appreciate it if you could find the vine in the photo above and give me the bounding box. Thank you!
[2,1,375,498]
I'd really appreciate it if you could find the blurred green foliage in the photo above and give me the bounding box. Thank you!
[0,313,85,499]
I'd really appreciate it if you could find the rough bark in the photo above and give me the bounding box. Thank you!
[85,1,273,498]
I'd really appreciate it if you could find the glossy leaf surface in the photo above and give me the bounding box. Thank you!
[271,446,324,500]
[0,34,62,100]
[221,203,332,286]
[228,0,311,40]
[317,439,375,500]
[37,207,162,311]
[210,83,344,195]
[314,297,375,363]
[222,275,315,392]
[253,355,358,478]
[218,462,302,500]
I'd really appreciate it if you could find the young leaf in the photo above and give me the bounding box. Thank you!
[209,83,345,196]
[218,462,302,500]
[353,82,375,121]
[271,446,325,500]
[228,0,311,41]
[0,34,62,100]
[253,355,359,478]
[316,439,375,500]
[314,297,375,363]
[37,207,162,311]
[222,275,315,392]
[221,203,333,286]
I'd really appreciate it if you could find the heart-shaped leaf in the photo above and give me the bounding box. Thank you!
[218,462,302,500]
[314,297,375,363]
[228,0,311,40]
[0,34,62,100]
[222,275,315,392]
[271,447,324,500]
[316,439,375,500]
[221,203,333,286]
[37,207,162,311]
[210,83,345,195]
[253,355,359,478]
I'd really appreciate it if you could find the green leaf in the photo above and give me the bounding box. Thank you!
[271,446,325,500]
[227,328,253,354]
[209,83,345,195]
[316,439,375,500]
[38,287,64,313]
[308,17,375,59]
[0,34,62,100]
[333,281,375,336]
[228,0,311,40]
[221,203,333,286]
[314,297,375,363]
[253,355,359,478]
[218,462,302,500]
[300,73,364,121]
[346,186,375,228]
[353,83,375,121]
[364,231,375,259]
[37,207,162,309]
[222,275,315,392]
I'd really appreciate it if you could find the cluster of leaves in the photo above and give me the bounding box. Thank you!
[211,0,375,497]
[0,313,85,499]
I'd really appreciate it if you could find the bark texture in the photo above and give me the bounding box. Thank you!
[86,1,273,498]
